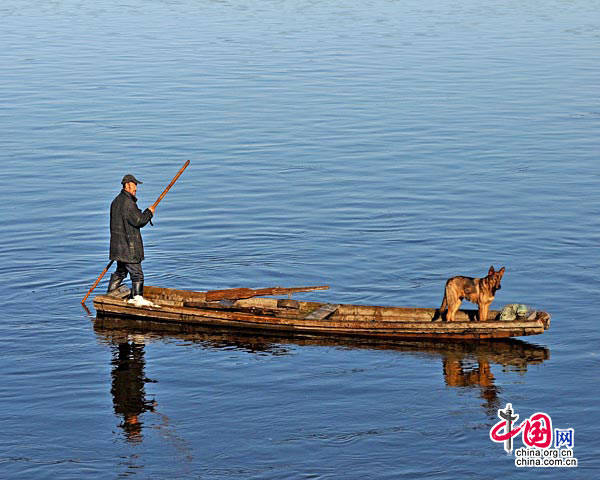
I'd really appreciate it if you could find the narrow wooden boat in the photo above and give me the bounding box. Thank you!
[92,285,551,340]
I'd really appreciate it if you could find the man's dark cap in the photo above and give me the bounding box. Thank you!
[121,174,143,185]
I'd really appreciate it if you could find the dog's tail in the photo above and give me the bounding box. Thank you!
[433,291,447,322]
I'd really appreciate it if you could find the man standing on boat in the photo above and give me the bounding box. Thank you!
[107,174,156,307]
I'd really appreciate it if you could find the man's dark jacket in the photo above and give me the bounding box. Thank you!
[110,190,153,263]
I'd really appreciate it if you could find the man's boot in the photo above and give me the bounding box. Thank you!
[130,281,143,299]
[128,281,157,307]
[106,273,122,294]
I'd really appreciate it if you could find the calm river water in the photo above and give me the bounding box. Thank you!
[1,1,598,478]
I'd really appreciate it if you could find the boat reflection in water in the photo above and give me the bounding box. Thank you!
[94,315,550,440]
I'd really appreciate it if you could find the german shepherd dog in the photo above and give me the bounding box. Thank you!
[437,266,505,322]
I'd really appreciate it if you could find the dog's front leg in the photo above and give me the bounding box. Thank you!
[478,303,490,322]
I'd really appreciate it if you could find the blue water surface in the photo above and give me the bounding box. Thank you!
[0,1,598,478]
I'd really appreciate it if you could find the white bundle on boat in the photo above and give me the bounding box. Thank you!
[128,295,159,308]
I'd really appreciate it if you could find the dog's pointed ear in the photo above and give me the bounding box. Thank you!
[499,266,505,275]
[488,265,495,275]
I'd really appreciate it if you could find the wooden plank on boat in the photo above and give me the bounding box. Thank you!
[205,285,329,301]
[182,299,304,318]
[277,299,300,309]
[304,303,340,320]
[144,285,208,304]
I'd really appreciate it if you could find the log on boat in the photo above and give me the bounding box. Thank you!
[204,285,329,301]
[92,285,551,340]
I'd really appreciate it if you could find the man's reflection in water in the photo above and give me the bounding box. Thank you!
[110,338,157,443]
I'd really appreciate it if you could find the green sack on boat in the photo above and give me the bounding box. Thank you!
[500,304,536,321]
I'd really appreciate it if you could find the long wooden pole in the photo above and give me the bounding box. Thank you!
[81,260,114,305]
[81,160,191,305]
[151,159,190,210]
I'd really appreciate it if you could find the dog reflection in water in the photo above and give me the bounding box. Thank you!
[442,354,500,414]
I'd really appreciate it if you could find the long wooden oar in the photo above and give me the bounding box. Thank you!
[81,260,114,305]
[150,159,190,210]
[81,160,191,305]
